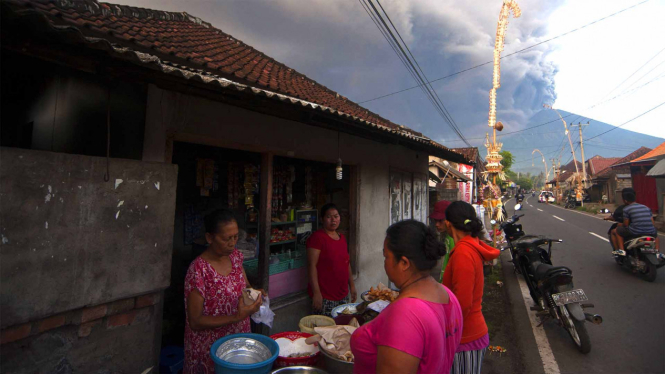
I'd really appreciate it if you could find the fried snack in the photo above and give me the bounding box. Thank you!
[366,283,399,302]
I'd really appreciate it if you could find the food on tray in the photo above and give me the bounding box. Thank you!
[341,306,355,315]
[366,283,399,302]
[306,323,358,362]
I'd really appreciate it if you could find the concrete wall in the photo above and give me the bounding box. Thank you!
[143,85,430,298]
[0,148,178,326]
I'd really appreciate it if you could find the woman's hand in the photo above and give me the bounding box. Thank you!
[236,294,262,321]
[350,284,357,303]
[312,291,323,311]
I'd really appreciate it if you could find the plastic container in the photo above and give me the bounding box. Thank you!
[298,315,335,335]
[210,333,279,374]
[271,366,328,374]
[270,331,320,368]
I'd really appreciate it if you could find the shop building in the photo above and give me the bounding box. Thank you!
[0,0,469,371]
[590,147,652,204]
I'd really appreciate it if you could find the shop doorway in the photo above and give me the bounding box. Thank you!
[162,142,352,346]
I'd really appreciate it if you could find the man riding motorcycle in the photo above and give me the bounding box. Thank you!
[607,188,659,253]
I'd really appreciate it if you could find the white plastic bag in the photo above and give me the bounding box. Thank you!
[251,296,275,328]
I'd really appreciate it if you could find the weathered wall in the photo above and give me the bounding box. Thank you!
[0,292,163,374]
[0,148,178,328]
[143,85,430,296]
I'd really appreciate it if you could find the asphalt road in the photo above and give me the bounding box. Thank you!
[501,196,665,374]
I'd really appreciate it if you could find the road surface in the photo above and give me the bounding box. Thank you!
[500,196,665,374]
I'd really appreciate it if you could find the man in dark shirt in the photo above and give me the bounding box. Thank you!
[610,188,658,252]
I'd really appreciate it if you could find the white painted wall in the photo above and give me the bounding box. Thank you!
[143,84,430,293]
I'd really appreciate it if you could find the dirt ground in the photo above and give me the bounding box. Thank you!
[481,262,527,374]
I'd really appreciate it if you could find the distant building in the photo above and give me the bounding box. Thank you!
[592,147,652,204]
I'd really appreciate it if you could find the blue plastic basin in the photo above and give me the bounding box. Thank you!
[210,333,279,374]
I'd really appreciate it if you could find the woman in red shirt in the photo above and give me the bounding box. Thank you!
[307,203,357,316]
[442,201,500,374]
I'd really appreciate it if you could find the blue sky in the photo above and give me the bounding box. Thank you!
[113,0,664,148]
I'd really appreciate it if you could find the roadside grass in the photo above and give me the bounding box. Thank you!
[484,262,505,338]
[482,260,526,374]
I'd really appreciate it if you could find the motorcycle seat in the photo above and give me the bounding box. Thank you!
[535,263,572,281]
[513,235,549,247]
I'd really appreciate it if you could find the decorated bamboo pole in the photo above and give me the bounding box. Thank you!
[483,0,521,228]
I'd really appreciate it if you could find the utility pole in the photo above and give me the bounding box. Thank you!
[572,122,589,188]
[572,122,589,206]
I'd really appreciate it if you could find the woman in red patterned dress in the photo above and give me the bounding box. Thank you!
[184,210,263,374]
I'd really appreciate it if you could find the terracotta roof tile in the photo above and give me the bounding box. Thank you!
[632,142,665,163]
[588,157,620,176]
[8,0,433,136]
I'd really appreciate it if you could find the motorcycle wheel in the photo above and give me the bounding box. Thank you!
[560,305,591,354]
[641,259,658,282]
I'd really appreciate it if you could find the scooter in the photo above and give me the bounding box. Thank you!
[496,213,601,354]
[607,215,664,282]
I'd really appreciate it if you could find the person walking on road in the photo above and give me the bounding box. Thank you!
[442,201,501,374]
[430,200,455,282]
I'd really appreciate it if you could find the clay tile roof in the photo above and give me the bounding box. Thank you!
[588,157,621,176]
[631,142,665,163]
[595,146,653,178]
[2,0,469,161]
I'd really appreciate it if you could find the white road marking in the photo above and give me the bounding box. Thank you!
[515,272,561,374]
[553,215,565,221]
[590,232,610,242]
[538,209,543,212]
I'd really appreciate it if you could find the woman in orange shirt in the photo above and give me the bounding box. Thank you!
[442,201,500,374]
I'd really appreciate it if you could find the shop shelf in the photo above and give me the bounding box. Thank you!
[269,239,296,246]
[269,260,291,275]
[243,259,259,274]
[271,221,296,226]
[291,257,307,269]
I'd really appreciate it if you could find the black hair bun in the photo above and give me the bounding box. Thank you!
[424,227,447,260]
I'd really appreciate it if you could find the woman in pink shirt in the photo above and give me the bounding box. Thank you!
[351,220,463,374]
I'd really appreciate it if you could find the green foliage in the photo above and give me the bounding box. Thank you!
[517,176,533,190]
[499,150,514,171]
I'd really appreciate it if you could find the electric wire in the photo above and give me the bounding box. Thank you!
[584,100,665,142]
[361,0,471,146]
[599,46,665,101]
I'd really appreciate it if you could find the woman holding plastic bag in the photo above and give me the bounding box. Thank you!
[183,209,265,374]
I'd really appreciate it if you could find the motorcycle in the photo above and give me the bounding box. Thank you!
[564,195,576,209]
[496,213,601,354]
[607,215,664,282]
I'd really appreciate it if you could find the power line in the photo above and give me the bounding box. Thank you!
[584,100,665,142]
[361,0,472,146]
[358,0,650,104]
[599,46,665,101]
[589,72,665,110]
[617,60,665,94]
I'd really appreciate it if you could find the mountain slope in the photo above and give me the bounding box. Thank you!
[502,109,664,175]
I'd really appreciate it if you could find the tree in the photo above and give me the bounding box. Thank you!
[500,150,514,171]
[518,176,533,190]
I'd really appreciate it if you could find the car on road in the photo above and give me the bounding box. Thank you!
[539,191,555,203]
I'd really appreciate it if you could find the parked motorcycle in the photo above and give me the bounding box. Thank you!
[496,214,601,354]
[564,195,576,209]
[607,214,664,282]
